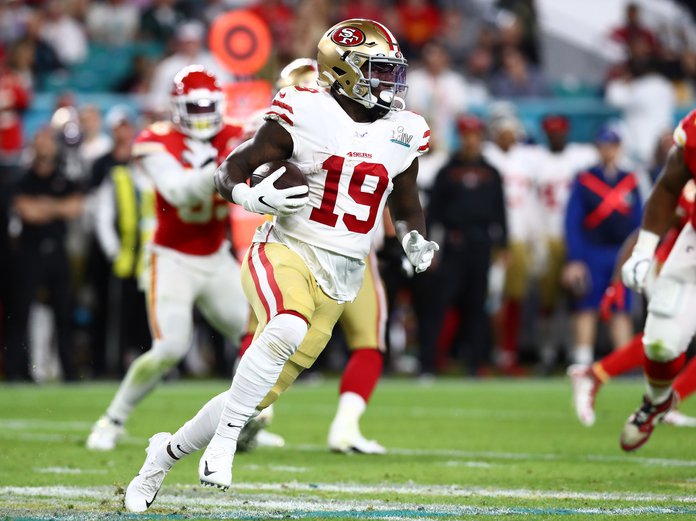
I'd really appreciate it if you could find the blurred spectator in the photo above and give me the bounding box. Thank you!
[4,127,84,381]
[0,47,31,167]
[86,0,140,47]
[140,0,185,43]
[676,50,696,105]
[610,2,659,57]
[116,54,156,94]
[490,46,552,99]
[249,0,295,64]
[79,105,112,173]
[648,130,674,184]
[605,37,675,167]
[22,10,64,88]
[562,127,640,368]
[148,21,230,114]
[0,0,32,47]
[0,42,30,346]
[51,105,88,182]
[292,0,331,60]
[334,0,385,23]
[465,46,494,105]
[482,113,544,375]
[407,40,471,154]
[535,115,598,372]
[91,106,151,376]
[438,8,482,67]
[418,115,507,375]
[39,0,88,66]
[393,0,441,55]
[7,39,35,90]
[496,0,540,64]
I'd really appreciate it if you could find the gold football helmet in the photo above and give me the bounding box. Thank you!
[317,19,407,112]
[276,58,319,90]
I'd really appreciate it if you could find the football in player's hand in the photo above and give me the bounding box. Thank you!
[250,160,308,198]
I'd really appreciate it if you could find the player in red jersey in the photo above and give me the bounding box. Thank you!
[86,66,249,451]
[570,184,696,427]
[618,108,696,450]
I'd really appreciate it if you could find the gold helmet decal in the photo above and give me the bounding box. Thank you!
[317,19,407,113]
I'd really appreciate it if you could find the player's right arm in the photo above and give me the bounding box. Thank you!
[214,120,308,216]
[622,145,691,290]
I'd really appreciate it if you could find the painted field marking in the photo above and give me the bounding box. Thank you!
[3,480,696,505]
[288,443,696,468]
[3,486,696,519]
[32,467,107,475]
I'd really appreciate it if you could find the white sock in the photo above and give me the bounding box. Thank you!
[210,314,308,450]
[573,345,593,366]
[155,391,229,469]
[106,350,179,424]
[646,383,673,404]
[332,392,366,427]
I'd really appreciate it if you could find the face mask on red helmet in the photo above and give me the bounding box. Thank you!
[170,66,224,140]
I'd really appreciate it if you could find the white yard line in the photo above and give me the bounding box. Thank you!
[3,481,696,505]
[32,467,107,475]
[0,419,93,431]
[288,443,696,468]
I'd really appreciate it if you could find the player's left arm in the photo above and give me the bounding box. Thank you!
[389,158,439,273]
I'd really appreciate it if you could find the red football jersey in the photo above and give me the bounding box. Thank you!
[133,121,243,255]
[655,189,694,264]
[674,109,696,229]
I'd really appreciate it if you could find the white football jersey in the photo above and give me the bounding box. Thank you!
[260,86,430,300]
[482,142,544,243]
[536,143,598,240]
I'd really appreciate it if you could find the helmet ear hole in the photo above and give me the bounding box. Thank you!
[332,66,346,75]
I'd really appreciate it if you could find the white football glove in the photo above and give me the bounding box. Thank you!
[232,166,309,217]
[621,230,660,292]
[401,230,439,273]
[182,138,217,171]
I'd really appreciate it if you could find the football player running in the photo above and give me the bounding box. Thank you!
[86,66,249,451]
[124,19,437,512]
[237,58,392,455]
[570,183,696,427]
[620,108,696,451]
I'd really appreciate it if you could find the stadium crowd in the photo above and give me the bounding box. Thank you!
[2,0,696,383]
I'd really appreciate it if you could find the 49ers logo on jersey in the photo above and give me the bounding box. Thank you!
[331,27,366,47]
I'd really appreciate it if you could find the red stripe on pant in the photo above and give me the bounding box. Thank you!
[247,244,271,322]
[257,243,285,312]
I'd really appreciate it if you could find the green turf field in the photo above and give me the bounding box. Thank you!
[1,377,696,520]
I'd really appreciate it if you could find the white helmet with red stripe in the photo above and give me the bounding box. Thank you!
[170,65,224,140]
[317,19,407,114]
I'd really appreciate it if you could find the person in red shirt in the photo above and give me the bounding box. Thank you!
[394,0,441,53]
[610,3,659,57]
[86,66,249,451]
[0,45,31,163]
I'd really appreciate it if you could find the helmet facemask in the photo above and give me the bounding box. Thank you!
[171,90,224,140]
[341,51,408,113]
